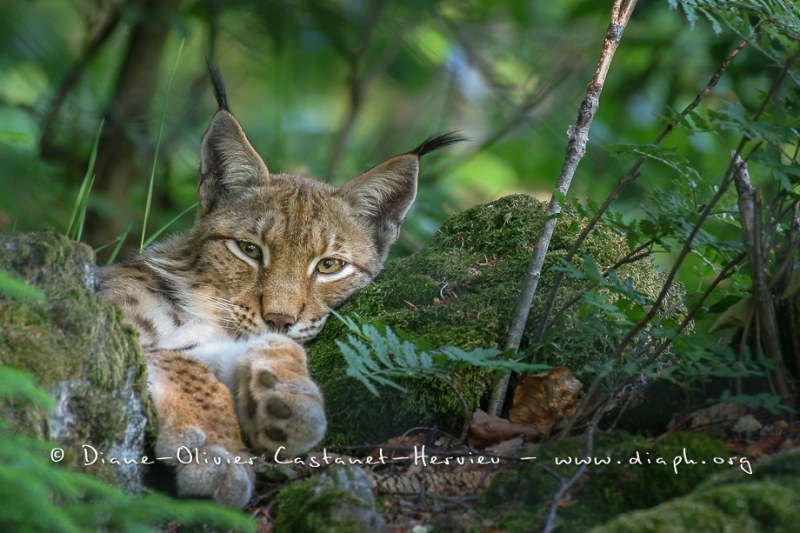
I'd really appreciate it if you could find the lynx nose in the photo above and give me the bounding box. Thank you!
[264,313,296,332]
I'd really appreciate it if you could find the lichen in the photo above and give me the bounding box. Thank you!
[308,195,684,444]
[0,231,152,491]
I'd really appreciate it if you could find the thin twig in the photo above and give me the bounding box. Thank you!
[487,0,639,416]
[541,406,602,533]
[559,47,800,436]
[535,38,748,348]
[537,238,656,343]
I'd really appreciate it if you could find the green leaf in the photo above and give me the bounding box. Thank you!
[0,270,46,302]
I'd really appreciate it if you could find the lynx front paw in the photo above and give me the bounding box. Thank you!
[157,427,255,508]
[236,334,327,456]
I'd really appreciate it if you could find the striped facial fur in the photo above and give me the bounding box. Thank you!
[99,63,464,508]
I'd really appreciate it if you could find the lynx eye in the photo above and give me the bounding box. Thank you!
[316,257,345,274]
[236,241,263,261]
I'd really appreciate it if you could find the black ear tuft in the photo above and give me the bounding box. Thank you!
[205,59,230,112]
[410,131,467,157]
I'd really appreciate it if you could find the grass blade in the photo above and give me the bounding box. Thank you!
[66,118,104,240]
[105,221,133,264]
[143,201,197,248]
[140,38,185,251]
[0,270,46,302]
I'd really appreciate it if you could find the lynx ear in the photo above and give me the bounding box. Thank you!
[198,110,269,214]
[337,154,419,257]
[338,132,466,256]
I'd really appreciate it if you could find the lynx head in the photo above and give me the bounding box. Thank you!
[156,65,464,343]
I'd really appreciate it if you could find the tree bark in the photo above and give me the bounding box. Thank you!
[88,0,182,257]
[487,0,638,416]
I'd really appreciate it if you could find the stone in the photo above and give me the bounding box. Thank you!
[0,231,151,492]
[273,465,386,532]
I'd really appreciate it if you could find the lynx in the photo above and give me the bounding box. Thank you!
[99,65,463,507]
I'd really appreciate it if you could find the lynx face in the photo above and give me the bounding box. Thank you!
[136,100,430,351]
[168,174,387,343]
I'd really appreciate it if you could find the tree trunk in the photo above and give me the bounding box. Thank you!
[89,0,181,259]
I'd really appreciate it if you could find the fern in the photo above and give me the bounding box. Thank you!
[332,311,548,396]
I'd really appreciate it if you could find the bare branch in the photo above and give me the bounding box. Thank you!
[535,38,748,347]
[732,155,793,399]
[487,0,639,416]
[542,405,603,533]
[557,44,800,436]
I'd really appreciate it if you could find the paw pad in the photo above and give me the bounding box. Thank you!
[259,370,278,388]
[264,427,288,442]
[267,397,292,419]
[236,338,327,456]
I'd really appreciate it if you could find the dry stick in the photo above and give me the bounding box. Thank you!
[541,402,604,533]
[559,47,800,437]
[487,0,639,416]
[731,155,793,399]
[534,38,748,345]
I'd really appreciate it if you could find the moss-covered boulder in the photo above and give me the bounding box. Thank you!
[592,449,800,532]
[308,194,683,444]
[0,231,151,491]
[273,465,386,532]
[480,431,731,532]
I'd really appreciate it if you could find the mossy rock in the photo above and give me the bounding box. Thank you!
[308,194,684,444]
[0,231,151,491]
[480,431,730,532]
[592,449,800,532]
[273,465,386,532]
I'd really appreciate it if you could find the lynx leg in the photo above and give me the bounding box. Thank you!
[148,351,255,508]
[235,334,326,457]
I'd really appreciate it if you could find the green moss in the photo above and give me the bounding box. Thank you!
[593,451,800,532]
[480,431,733,531]
[0,231,152,489]
[273,466,381,533]
[273,479,362,533]
[617,432,730,509]
[308,195,684,444]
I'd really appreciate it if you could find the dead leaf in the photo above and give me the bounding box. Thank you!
[468,409,539,448]
[370,435,426,462]
[686,402,747,431]
[508,367,583,436]
[485,436,525,457]
[743,433,784,458]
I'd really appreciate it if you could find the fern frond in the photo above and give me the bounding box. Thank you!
[332,312,549,396]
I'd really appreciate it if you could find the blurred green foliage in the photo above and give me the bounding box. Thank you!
[0,0,769,257]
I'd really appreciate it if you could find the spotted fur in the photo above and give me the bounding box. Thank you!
[99,65,463,507]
